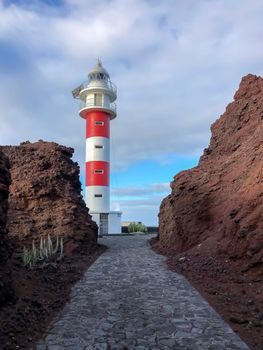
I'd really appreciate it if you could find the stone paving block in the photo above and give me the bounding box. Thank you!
[47,346,65,350]
[35,345,47,350]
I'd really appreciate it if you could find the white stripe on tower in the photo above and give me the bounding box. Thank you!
[86,137,110,162]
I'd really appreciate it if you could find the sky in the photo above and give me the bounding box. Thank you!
[0,0,263,225]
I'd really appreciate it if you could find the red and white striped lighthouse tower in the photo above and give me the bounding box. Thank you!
[73,59,120,235]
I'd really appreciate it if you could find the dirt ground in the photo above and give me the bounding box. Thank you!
[150,237,263,350]
[0,239,106,350]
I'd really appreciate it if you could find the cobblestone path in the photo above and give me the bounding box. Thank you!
[34,235,250,350]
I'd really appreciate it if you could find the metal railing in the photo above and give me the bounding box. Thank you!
[81,79,117,94]
[80,99,116,112]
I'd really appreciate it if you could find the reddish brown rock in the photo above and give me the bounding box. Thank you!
[1,141,97,249]
[0,151,10,261]
[159,74,263,270]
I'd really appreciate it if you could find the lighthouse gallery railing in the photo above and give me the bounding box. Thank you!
[80,98,116,112]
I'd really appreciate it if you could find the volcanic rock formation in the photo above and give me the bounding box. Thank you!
[0,151,10,260]
[1,141,97,248]
[0,150,13,306]
[159,74,263,271]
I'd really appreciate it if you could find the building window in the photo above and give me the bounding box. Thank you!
[94,194,103,198]
[94,93,102,106]
[95,145,103,149]
[95,121,104,126]
[97,73,105,80]
[94,169,104,174]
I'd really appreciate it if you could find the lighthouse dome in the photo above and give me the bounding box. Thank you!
[77,59,117,119]
[88,59,110,80]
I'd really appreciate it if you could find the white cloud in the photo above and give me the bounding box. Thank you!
[111,182,170,225]
[112,183,170,197]
[112,193,166,226]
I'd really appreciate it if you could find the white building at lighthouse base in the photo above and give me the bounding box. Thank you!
[90,211,122,235]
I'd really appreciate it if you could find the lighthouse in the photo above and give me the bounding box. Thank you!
[72,59,122,236]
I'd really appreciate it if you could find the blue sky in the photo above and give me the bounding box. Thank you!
[0,0,263,225]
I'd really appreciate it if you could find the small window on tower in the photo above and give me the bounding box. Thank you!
[94,169,104,174]
[95,145,103,149]
[94,194,103,198]
[95,121,104,126]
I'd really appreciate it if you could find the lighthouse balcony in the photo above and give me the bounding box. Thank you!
[79,79,117,101]
[79,98,116,119]
[87,78,117,94]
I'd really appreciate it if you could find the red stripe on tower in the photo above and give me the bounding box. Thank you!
[86,111,110,138]
[86,160,109,186]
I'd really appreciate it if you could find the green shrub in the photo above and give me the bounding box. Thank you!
[22,235,64,269]
[128,222,148,233]
[137,223,147,233]
[127,222,137,233]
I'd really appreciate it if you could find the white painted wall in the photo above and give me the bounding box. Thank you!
[85,186,110,213]
[90,211,122,235]
[108,211,122,234]
[86,137,110,162]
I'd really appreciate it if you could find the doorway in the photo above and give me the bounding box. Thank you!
[100,213,108,236]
